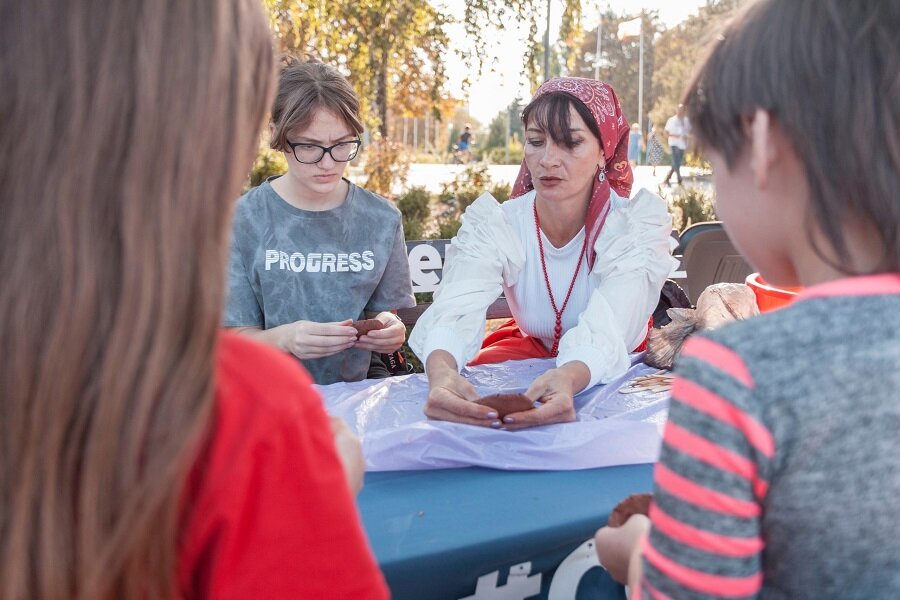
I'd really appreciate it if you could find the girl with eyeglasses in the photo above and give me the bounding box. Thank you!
[225,57,415,385]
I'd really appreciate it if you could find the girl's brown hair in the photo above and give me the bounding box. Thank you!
[270,57,364,152]
[684,0,900,272]
[0,1,274,598]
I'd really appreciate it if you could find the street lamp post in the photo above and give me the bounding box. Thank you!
[594,2,602,80]
[544,0,551,81]
[638,11,644,157]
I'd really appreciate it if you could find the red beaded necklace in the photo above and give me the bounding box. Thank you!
[533,200,589,356]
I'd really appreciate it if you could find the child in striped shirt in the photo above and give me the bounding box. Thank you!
[594,0,900,598]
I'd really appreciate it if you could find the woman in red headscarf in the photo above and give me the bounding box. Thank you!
[409,78,677,429]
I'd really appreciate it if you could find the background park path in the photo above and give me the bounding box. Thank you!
[348,163,710,198]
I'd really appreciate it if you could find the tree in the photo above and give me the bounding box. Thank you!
[459,0,584,93]
[266,0,450,138]
[572,11,661,130]
[459,1,541,88]
[265,0,587,139]
[479,98,525,162]
[557,0,584,75]
[359,2,451,138]
[484,99,524,150]
[650,1,737,128]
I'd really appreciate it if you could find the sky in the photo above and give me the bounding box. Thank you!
[437,0,710,124]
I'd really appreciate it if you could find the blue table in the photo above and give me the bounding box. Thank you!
[359,464,655,600]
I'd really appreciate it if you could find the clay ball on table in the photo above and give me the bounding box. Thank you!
[607,493,653,528]
[474,393,535,418]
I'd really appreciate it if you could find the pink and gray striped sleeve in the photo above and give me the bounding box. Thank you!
[639,335,775,600]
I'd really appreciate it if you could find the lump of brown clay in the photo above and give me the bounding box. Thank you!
[607,493,653,527]
[474,393,535,418]
[352,319,385,337]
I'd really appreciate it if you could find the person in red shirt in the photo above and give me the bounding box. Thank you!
[179,334,387,599]
[0,1,387,599]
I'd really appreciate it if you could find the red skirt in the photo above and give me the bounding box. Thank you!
[468,318,652,366]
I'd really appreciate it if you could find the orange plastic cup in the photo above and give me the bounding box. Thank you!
[745,272,802,312]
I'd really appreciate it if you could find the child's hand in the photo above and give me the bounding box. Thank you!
[329,416,365,495]
[594,514,651,586]
[424,354,498,427]
[281,319,357,359]
[352,312,406,353]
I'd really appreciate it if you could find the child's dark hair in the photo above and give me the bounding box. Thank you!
[684,0,899,272]
[522,92,602,149]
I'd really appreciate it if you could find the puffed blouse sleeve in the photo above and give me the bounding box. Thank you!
[556,189,679,389]
[408,193,525,371]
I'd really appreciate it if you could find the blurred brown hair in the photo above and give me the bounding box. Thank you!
[270,57,364,152]
[0,1,274,598]
[684,0,900,272]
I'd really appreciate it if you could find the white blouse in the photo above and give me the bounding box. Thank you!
[408,188,678,389]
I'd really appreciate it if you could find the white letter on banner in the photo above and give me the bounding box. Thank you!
[408,244,443,293]
[547,539,605,600]
[458,562,541,600]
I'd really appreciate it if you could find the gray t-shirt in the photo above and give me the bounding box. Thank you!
[643,280,900,598]
[224,177,415,384]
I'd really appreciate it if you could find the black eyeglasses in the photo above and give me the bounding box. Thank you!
[285,139,362,164]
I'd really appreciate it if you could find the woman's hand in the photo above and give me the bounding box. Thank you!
[353,312,406,353]
[280,319,358,359]
[423,351,499,427]
[329,416,365,495]
[594,514,650,586]
[500,361,590,430]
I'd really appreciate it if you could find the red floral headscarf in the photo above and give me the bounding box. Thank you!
[511,77,633,269]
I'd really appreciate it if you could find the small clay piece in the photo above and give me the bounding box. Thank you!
[607,493,653,527]
[475,393,535,418]
[352,319,385,337]
[618,371,674,394]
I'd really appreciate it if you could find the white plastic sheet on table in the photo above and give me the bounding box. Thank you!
[317,356,670,471]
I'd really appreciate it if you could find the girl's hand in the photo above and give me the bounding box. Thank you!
[423,351,498,427]
[353,312,406,353]
[282,319,358,359]
[329,416,365,495]
[500,361,590,430]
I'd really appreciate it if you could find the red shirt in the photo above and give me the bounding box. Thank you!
[178,333,389,599]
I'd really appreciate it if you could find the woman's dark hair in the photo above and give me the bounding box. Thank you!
[0,0,275,597]
[522,92,602,149]
[684,0,900,272]
[270,57,364,152]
